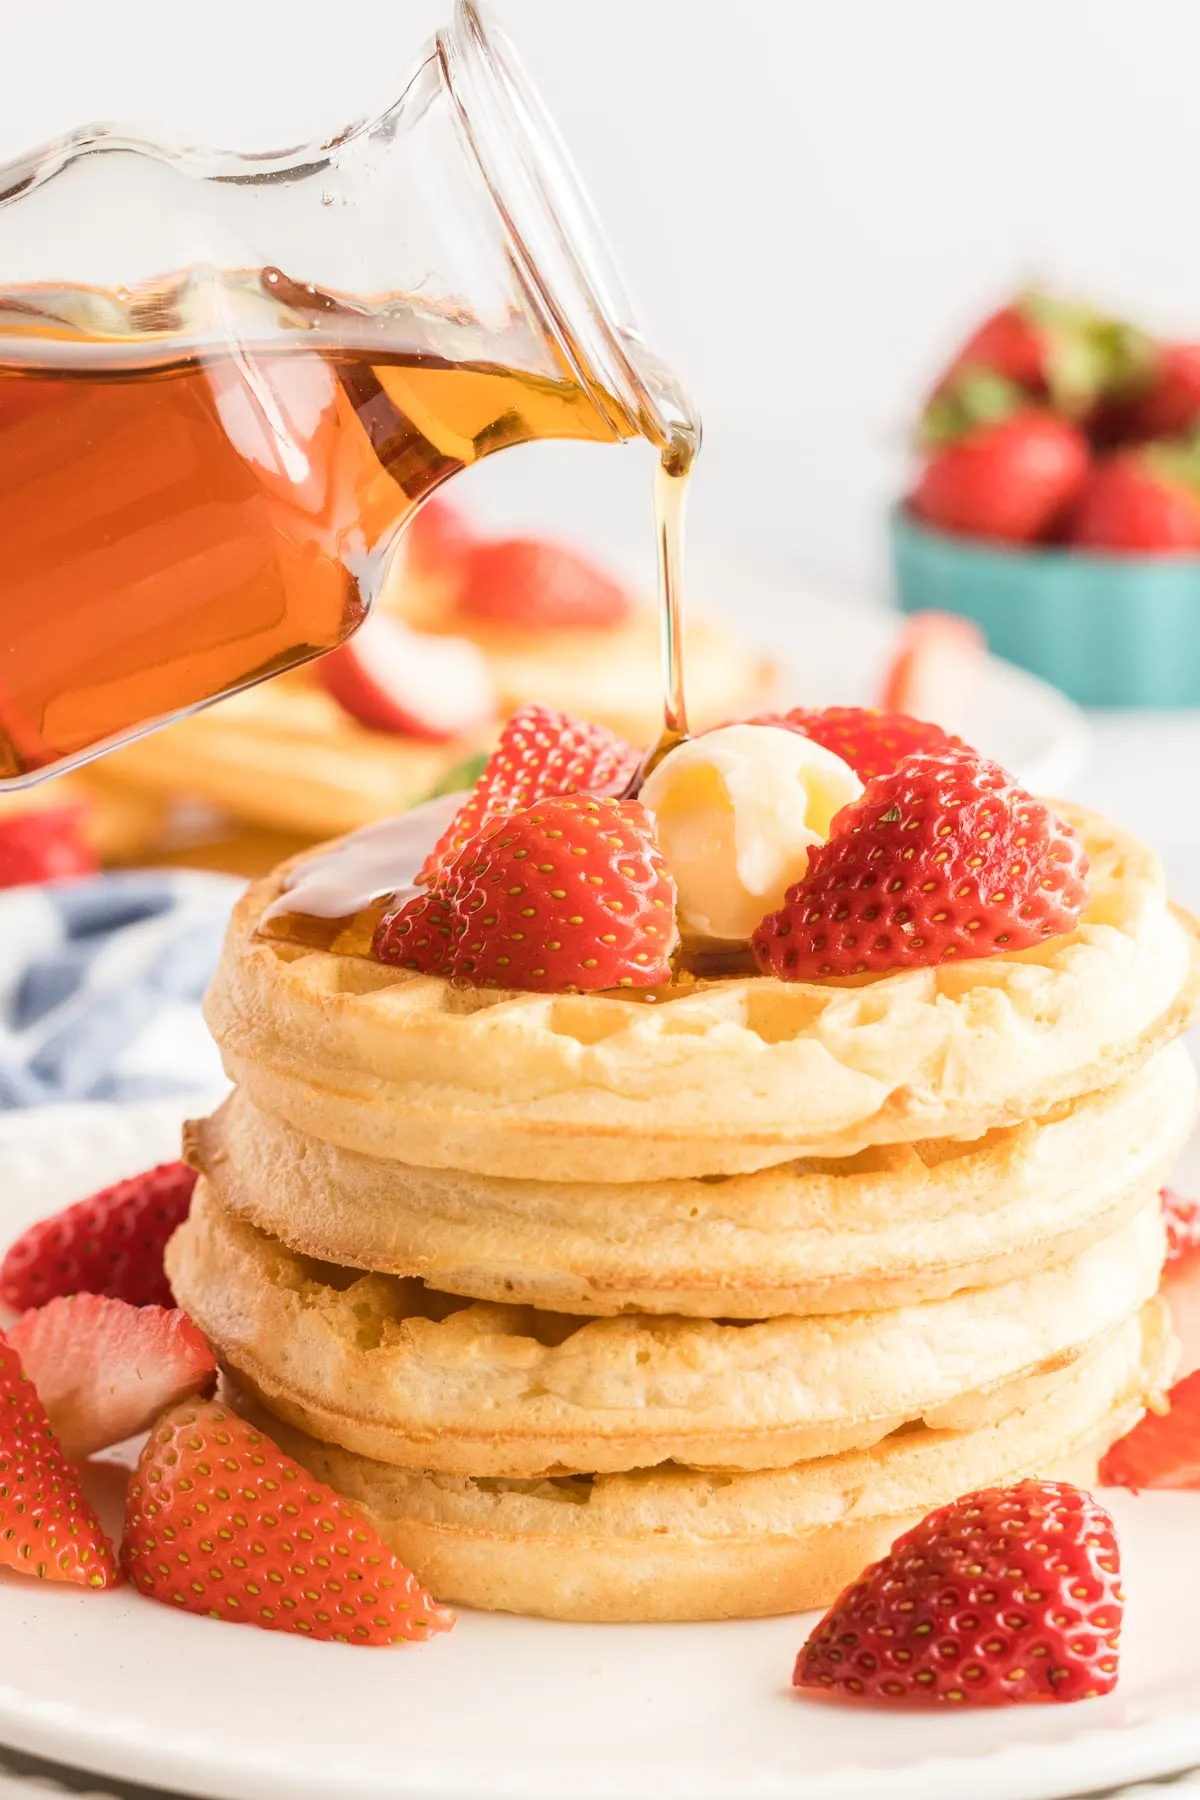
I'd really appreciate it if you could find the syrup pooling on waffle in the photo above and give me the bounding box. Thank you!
[258,793,466,954]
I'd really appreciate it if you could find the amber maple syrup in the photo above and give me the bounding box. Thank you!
[0,269,633,780]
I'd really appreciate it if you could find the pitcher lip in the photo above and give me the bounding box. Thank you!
[0,4,697,459]
[438,0,697,460]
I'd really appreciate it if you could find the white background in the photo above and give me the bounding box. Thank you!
[3,0,1199,618]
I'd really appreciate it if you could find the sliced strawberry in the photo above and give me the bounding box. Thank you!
[1100,1369,1200,1490]
[418,704,640,885]
[405,494,475,577]
[454,537,634,631]
[314,611,494,740]
[0,1159,197,1313]
[745,706,961,783]
[752,747,1088,981]
[6,1295,216,1460]
[878,613,985,723]
[0,801,97,889]
[1163,1188,1200,1268]
[795,1480,1122,1705]
[0,1336,119,1587]
[376,794,678,992]
[122,1398,453,1644]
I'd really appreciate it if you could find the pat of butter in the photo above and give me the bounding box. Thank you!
[640,724,862,943]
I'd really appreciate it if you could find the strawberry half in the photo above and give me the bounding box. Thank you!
[418,704,640,885]
[122,1399,453,1644]
[1100,1370,1200,1491]
[795,1479,1123,1705]
[0,801,97,889]
[877,613,985,724]
[405,494,475,577]
[454,537,633,631]
[314,612,494,741]
[752,747,1088,981]
[746,706,960,783]
[6,1295,216,1460]
[1163,1188,1200,1268]
[0,1337,118,1587]
[0,1160,197,1313]
[376,794,678,993]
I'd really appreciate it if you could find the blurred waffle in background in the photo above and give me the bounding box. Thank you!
[7,497,773,881]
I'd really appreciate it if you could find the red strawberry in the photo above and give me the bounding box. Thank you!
[745,706,961,783]
[878,613,985,724]
[417,704,640,885]
[454,538,633,631]
[6,1295,216,1460]
[1069,446,1200,552]
[1116,343,1200,442]
[0,801,97,889]
[911,402,1090,545]
[795,1480,1122,1705]
[1100,1369,1200,1491]
[752,748,1088,981]
[0,1337,118,1587]
[1163,1188,1200,1267]
[0,1160,197,1313]
[122,1399,453,1644]
[926,292,1153,425]
[376,794,678,993]
[405,494,474,576]
[315,612,493,740]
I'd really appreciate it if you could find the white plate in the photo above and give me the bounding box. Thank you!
[725,574,1091,799]
[4,1102,1199,1800]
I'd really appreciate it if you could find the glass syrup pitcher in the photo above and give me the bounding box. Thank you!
[0,0,696,784]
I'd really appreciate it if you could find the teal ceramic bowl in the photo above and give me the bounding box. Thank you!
[889,507,1200,707]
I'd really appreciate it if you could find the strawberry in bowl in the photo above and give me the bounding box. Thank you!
[893,289,1200,706]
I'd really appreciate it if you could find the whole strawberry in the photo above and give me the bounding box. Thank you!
[1069,445,1200,552]
[376,794,678,992]
[752,748,1088,981]
[122,1399,452,1644]
[0,1337,118,1588]
[0,1160,197,1313]
[926,291,1153,425]
[911,389,1090,545]
[795,1480,1123,1705]
[418,704,640,884]
[746,706,960,782]
[454,538,633,632]
[1110,342,1200,442]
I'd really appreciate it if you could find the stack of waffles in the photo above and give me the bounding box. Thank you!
[168,788,1200,1621]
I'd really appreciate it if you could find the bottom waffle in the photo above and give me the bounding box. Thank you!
[230,1300,1173,1623]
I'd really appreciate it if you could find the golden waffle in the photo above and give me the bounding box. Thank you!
[169,1183,1165,1479]
[205,806,1200,1181]
[424,609,774,747]
[227,1302,1172,1621]
[187,1045,1196,1317]
[90,671,486,843]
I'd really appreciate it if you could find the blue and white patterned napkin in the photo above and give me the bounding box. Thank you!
[0,870,241,1110]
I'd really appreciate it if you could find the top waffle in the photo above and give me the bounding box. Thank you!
[206,804,1200,1181]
